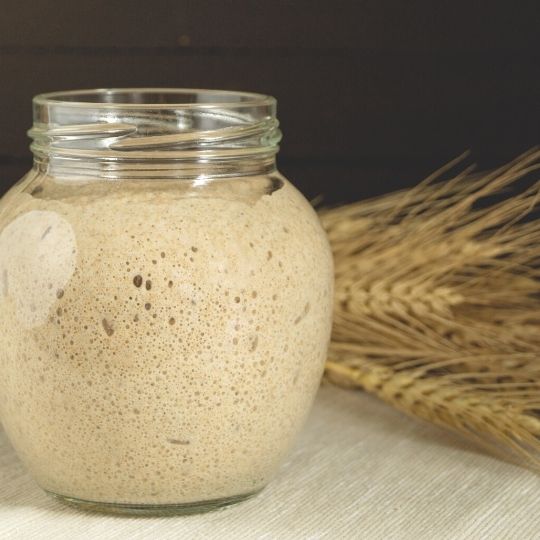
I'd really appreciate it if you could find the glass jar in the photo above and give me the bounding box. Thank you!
[0,89,333,515]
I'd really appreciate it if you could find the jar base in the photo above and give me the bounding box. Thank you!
[44,488,263,516]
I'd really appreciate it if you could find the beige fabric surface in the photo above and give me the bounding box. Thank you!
[1,385,539,539]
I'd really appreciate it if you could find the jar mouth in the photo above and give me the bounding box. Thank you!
[29,88,281,177]
[33,88,276,110]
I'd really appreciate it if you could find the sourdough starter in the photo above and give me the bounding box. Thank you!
[0,172,333,505]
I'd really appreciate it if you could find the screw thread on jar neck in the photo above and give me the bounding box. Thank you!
[28,88,282,180]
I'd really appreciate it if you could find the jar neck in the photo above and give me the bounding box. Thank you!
[32,154,279,181]
[28,89,281,180]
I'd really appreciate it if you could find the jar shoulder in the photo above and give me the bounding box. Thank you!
[0,171,331,278]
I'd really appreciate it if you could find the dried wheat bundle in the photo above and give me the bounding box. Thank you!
[320,150,540,469]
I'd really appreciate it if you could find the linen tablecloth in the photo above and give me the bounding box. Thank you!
[1,385,539,539]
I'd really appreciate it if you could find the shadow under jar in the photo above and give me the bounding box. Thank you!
[0,89,334,515]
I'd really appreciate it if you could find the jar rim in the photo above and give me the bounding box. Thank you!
[33,88,276,110]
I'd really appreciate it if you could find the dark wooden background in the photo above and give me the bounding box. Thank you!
[1,1,539,204]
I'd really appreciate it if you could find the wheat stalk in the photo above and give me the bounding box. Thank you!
[321,149,540,469]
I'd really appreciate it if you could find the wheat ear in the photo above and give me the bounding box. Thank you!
[321,149,540,469]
